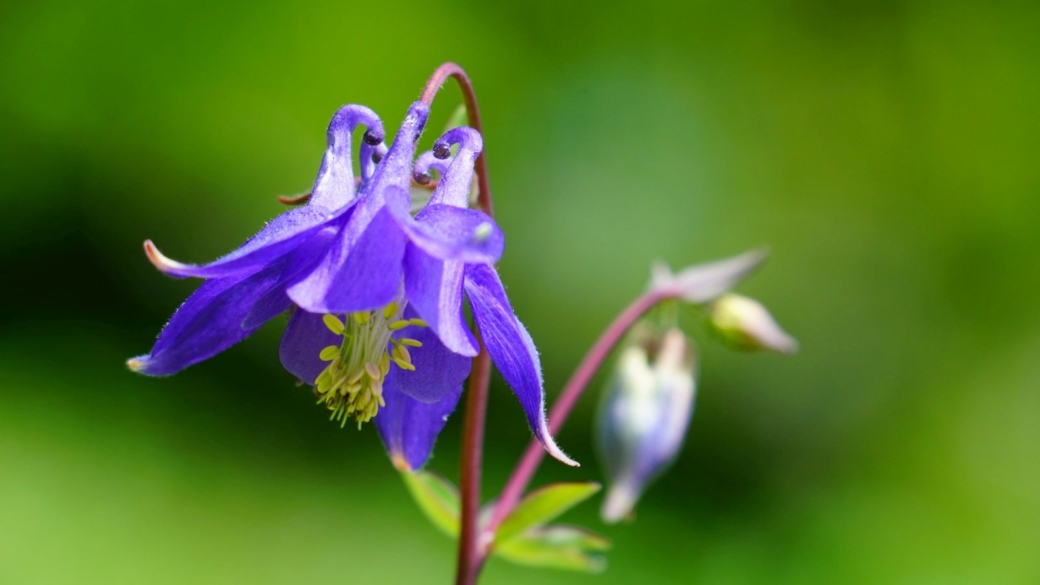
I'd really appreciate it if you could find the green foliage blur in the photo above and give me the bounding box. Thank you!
[2,0,1037,582]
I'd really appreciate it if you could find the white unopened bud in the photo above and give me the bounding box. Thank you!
[596,325,697,523]
[709,294,798,354]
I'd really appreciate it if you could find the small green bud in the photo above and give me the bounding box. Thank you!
[708,294,797,354]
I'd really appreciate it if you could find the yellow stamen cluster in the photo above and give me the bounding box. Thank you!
[315,301,428,428]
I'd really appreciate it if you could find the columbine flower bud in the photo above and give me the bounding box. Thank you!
[708,293,798,354]
[596,325,696,523]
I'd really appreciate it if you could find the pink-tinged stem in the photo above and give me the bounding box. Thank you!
[456,346,491,584]
[419,62,495,585]
[482,289,671,546]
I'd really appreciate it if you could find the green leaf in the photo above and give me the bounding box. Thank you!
[400,470,459,537]
[494,482,601,545]
[495,525,611,573]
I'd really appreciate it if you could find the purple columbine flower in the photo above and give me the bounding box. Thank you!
[129,101,574,470]
[276,124,576,468]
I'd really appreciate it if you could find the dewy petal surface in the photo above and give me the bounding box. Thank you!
[128,260,288,376]
[463,263,578,467]
[376,370,463,471]
[393,310,473,403]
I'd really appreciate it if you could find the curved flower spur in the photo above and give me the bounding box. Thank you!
[129,95,575,470]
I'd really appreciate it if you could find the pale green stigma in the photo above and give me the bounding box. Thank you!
[314,301,427,428]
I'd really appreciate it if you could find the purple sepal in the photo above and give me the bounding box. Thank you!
[147,205,344,280]
[463,263,578,467]
[128,260,288,376]
[241,286,293,330]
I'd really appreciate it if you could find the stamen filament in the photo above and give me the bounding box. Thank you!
[311,300,424,427]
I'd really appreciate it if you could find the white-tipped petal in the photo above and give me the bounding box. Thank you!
[143,240,190,275]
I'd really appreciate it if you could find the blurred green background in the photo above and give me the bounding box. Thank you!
[2,0,1038,583]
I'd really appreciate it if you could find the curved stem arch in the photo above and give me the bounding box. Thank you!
[421,63,494,218]
[419,62,494,585]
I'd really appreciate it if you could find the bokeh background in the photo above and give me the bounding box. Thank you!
[2,0,1038,583]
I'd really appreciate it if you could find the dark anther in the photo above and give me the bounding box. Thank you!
[363,130,383,146]
[414,172,432,185]
[372,151,384,164]
[433,143,451,159]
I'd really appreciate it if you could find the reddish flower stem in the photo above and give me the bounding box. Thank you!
[456,345,491,583]
[421,63,493,217]
[422,62,671,582]
[482,289,671,547]
[419,62,494,585]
